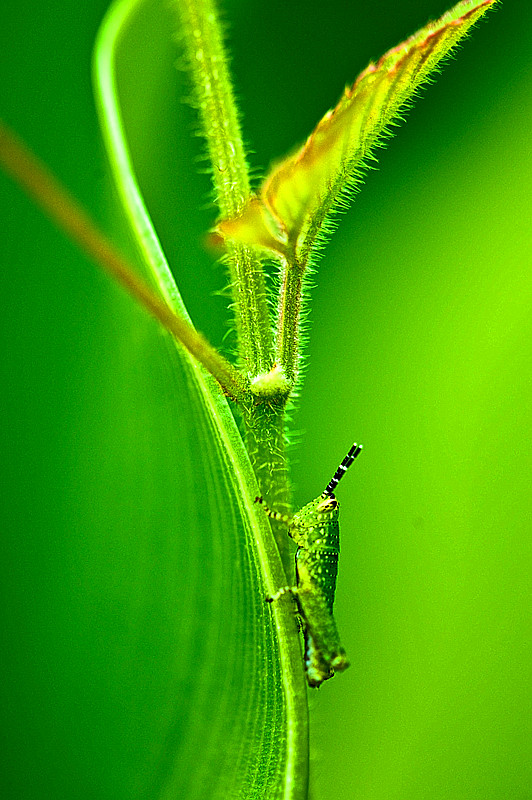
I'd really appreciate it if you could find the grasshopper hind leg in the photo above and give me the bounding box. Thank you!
[304,631,334,688]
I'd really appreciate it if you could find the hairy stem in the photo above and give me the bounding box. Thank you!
[172,0,273,376]
[243,402,293,574]
[276,249,306,386]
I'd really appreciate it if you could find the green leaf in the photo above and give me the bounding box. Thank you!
[89,0,309,797]
[218,0,497,263]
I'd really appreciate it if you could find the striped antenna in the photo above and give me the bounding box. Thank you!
[323,443,363,496]
[254,496,292,524]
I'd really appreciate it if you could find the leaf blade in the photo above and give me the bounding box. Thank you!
[220,0,497,262]
[92,0,309,797]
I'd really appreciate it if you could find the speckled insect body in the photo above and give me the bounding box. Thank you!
[257,442,363,687]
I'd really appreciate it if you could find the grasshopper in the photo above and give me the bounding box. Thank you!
[256,442,363,687]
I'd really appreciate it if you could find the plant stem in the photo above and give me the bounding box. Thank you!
[243,401,293,574]
[276,249,305,385]
[173,0,295,546]
[0,120,248,402]
[172,0,273,376]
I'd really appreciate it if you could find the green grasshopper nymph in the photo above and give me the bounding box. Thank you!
[256,442,363,687]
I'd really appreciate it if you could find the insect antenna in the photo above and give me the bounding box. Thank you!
[323,442,363,496]
[254,496,292,524]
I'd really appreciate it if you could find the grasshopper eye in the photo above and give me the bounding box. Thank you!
[317,496,338,512]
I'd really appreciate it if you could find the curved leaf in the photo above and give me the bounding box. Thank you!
[218,0,497,263]
[92,0,308,797]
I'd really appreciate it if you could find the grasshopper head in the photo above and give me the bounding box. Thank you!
[292,493,339,528]
[316,494,338,512]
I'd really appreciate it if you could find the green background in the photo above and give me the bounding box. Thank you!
[1,0,531,798]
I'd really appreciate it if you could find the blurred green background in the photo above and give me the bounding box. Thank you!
[1,0,531,798]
